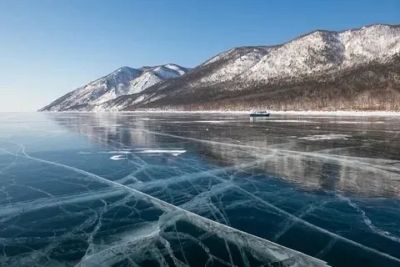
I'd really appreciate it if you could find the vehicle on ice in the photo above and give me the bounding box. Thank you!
[249,111,270,117]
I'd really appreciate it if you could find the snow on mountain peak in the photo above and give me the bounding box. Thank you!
[246,24,400,82]
[164,64,188,75]
[40,64,188,111]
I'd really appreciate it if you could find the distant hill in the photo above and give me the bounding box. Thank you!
[40,64,189,111]
[41,24,400,112]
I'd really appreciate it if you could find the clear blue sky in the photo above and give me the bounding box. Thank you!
[0,0,399,111]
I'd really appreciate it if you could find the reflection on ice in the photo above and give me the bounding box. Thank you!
[1,113,400,266]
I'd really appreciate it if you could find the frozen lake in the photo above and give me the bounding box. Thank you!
[0,112,400,267]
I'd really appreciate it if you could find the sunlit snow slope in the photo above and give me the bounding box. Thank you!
[117,24,400,111]
[40,64,188,111]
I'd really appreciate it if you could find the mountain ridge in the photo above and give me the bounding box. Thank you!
[39,64,189,111]
[41,24,400,112]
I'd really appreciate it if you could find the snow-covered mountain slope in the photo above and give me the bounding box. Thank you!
[89,46,272,111]
[246,24,400,82]
[42,24,400,112]
[197,46,271,84]
[107,24,399,111]
[40,64,188,111]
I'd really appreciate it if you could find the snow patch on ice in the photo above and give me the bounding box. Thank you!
[110,155,126,160]
[136,149,186,156]
[104,150,132,154]
[299,134,350,141]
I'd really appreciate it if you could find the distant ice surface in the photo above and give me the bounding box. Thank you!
[268,119,316,123]
[272,110,400,117]
[0,112,400,266]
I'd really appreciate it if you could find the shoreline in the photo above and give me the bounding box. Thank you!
[37,110,400,117]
